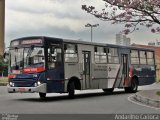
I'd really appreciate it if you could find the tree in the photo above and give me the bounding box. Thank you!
[0,55,8,77]
[82,0,160,34]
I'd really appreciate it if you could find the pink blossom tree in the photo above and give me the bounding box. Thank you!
[82,0,160,34]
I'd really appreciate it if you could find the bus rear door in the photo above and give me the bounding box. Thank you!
[82,51,91,89]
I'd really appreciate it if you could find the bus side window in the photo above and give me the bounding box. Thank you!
[108,48,119,64]
[94,47,107,63]
[48,45,62,69]
[48,48,55,69]
[140,51,147,64]
[147,51,154,65]
[64,44,78,63]
[130,50,139,64]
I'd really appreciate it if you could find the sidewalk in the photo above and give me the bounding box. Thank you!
[0,77,8,86]
[0,82,7,86]
[134,83,160,108]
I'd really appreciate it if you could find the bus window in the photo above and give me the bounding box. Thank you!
[108,48,119,63]
[94,47,107,63]
[140,51,147,64]
[147,52,154,65]
[48,45,62,69]
[10,48,24,70]
[24,47,45,68]
[64,44,78,63]
[130,50,139,64]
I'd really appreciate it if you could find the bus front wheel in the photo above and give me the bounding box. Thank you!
[68,82,75,99]
[39,92,46,99]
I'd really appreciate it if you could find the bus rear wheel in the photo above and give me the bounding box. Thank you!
[39,92,46,99]
[68,82,75,99]
[102,88,114,93]
[125,79,138,93]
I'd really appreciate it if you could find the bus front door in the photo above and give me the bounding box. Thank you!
[82,51,91,89]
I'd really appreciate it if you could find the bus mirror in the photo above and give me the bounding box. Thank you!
[64,44,67,51]
[51,48,55,54]
[28,57,32,65]
[3,52,9,62]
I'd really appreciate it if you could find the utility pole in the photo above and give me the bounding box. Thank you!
[85,23,99,42]
[0,0,5,56]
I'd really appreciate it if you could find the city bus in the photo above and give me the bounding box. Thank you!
[6,36,156,98]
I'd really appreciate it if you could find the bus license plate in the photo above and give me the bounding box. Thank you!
[18,88,26,92]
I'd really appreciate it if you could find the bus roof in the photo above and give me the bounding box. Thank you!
[11,36,154,51]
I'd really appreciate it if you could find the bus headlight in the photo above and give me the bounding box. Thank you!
[37,81,41,86]
[9,82,14,87]
[34,81,41,87]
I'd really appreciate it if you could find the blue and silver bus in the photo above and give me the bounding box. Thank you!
[6,36,156,98]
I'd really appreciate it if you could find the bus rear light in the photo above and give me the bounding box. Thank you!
[129,67,132,77]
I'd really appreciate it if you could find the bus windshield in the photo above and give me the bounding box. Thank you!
[10,46,45,72]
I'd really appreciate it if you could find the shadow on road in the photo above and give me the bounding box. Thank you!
[14,91,132,103]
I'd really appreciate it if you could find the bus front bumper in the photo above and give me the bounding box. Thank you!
[7,83,47,93]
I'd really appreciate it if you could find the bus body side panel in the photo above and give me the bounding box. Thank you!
[64,62,81,92]
[107,64,121,88]
[92,63,108,89]
[65,44,94,91]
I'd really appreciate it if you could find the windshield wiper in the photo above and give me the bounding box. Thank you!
[26,45,34,58]
[26,45,34,65]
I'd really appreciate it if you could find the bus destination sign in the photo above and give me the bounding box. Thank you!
[11,39,43,47]
[21,39,42,45]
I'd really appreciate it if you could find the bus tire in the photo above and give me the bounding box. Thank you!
[130,79,138,93]
[102,88,114,93]
[39,92,46,99]
[125,79,138,93]
[68,82,75,99]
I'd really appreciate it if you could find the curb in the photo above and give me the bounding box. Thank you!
[134,92,160,108]
[0,82,7,86]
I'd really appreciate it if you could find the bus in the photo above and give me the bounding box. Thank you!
[6,36,156,98]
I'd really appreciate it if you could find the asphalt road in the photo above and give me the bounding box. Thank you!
[0,83,159,114]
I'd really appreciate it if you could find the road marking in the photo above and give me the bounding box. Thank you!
[128,94,160,110]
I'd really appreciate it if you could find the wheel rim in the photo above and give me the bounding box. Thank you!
[132,81,137,91]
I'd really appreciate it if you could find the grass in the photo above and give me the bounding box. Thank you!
[0,77,8,83]
[156,91,160,96]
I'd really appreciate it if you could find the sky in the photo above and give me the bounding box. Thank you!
[5,0,160,47]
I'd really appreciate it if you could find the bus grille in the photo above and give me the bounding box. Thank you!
[11,79,35,87]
